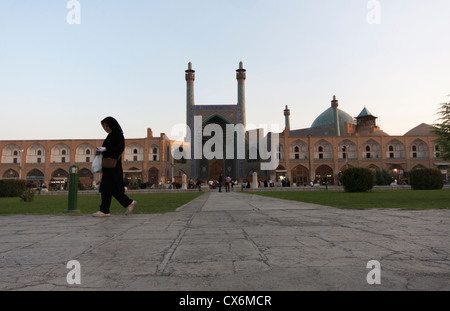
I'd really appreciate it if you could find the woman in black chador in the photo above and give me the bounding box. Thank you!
[92,117,136,217]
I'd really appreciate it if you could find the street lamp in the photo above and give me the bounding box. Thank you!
[19,149,24,180]
[344,145,350,169]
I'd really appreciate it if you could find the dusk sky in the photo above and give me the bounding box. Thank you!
[1,0,449,140]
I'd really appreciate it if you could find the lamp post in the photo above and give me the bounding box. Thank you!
[345,145,350,169]
[66,165,80,213]
[18,149,24,180]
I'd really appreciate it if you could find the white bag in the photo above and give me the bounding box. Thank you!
[92,154,103,173]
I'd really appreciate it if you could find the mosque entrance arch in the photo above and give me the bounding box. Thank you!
[196,115,237,180]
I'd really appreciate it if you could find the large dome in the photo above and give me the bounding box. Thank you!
[311,107,355,134]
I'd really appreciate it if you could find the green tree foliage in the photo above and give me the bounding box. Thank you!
[409,168,444,190]
[375,169,393,186]
[433,100,450,160]
[0,180,27,197]
[341,167,375,192]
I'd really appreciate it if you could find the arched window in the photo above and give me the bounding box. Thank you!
[294,146,300,159]
[388,145,394,158]
[410,140,428,159]
[434,145,441,158]
[26,144,45,164]
[314,140,332,160]
[290,140,308,160]
[51,144,70,163]
[338,140,357,160]
[75,143,94,163]
[411,145,417,158]
[386,140,405,159]
[150,146,159,161]
[362,140,381,159]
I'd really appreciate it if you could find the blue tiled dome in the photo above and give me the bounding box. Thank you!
[311,107,355,134]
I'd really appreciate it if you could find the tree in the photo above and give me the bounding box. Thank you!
[341,167,375,192]
[375,169,393,186]
[409,168,444,190]
[433,99,450,160]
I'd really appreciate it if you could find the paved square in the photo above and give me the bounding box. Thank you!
[0,192,449,290]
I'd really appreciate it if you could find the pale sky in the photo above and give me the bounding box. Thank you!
[0,0,449,140]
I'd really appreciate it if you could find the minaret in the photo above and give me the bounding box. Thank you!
[284,105,291,131]
[331,95,340,136]
[185,62,195,128]
[236,61,246,127]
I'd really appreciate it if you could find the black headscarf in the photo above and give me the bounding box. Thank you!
[101,117,123,134]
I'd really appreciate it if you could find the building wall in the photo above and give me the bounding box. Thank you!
[273,130,445,185]
[0,132,445,187]
[0,130,172,188]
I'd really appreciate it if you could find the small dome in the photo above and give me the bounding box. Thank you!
[404,123,434,136]
[311,107,355,134]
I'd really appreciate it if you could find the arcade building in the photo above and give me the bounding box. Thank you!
[1,62,448,189]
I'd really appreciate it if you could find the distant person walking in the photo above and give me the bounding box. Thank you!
[93,117,136,217]
[225,175,232,192]
[218,175,223,192]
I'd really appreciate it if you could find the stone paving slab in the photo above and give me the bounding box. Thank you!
[0,191,449,291]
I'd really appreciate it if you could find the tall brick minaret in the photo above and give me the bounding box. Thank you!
[284,105,291,131]
[331,95,340,137]
[185,62,195,128]
[236,61,246,127]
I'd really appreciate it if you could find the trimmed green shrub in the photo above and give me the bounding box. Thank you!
[342,167,375,192]
[375,169,393,186]
[20,189,35,202]
[0,180,27,197]
[409,168,444,190]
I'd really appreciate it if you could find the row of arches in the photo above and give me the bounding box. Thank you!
[281,139,439,160]
[2,167,162,189]
[252,163,425,186]
[1,143,161,164]
[2,168,94,189]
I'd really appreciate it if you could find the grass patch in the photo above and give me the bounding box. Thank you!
[0,192,204,216]
[251,190,450,210]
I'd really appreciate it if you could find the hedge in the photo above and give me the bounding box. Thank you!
[341,167,375,192]
[409,168,444,190]
[375,169,393,186]
[0,180,27,197]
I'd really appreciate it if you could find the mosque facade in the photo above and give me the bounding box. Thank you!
[0,62,448,189]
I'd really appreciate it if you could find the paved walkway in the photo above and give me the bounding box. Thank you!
[0,192,449,290]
